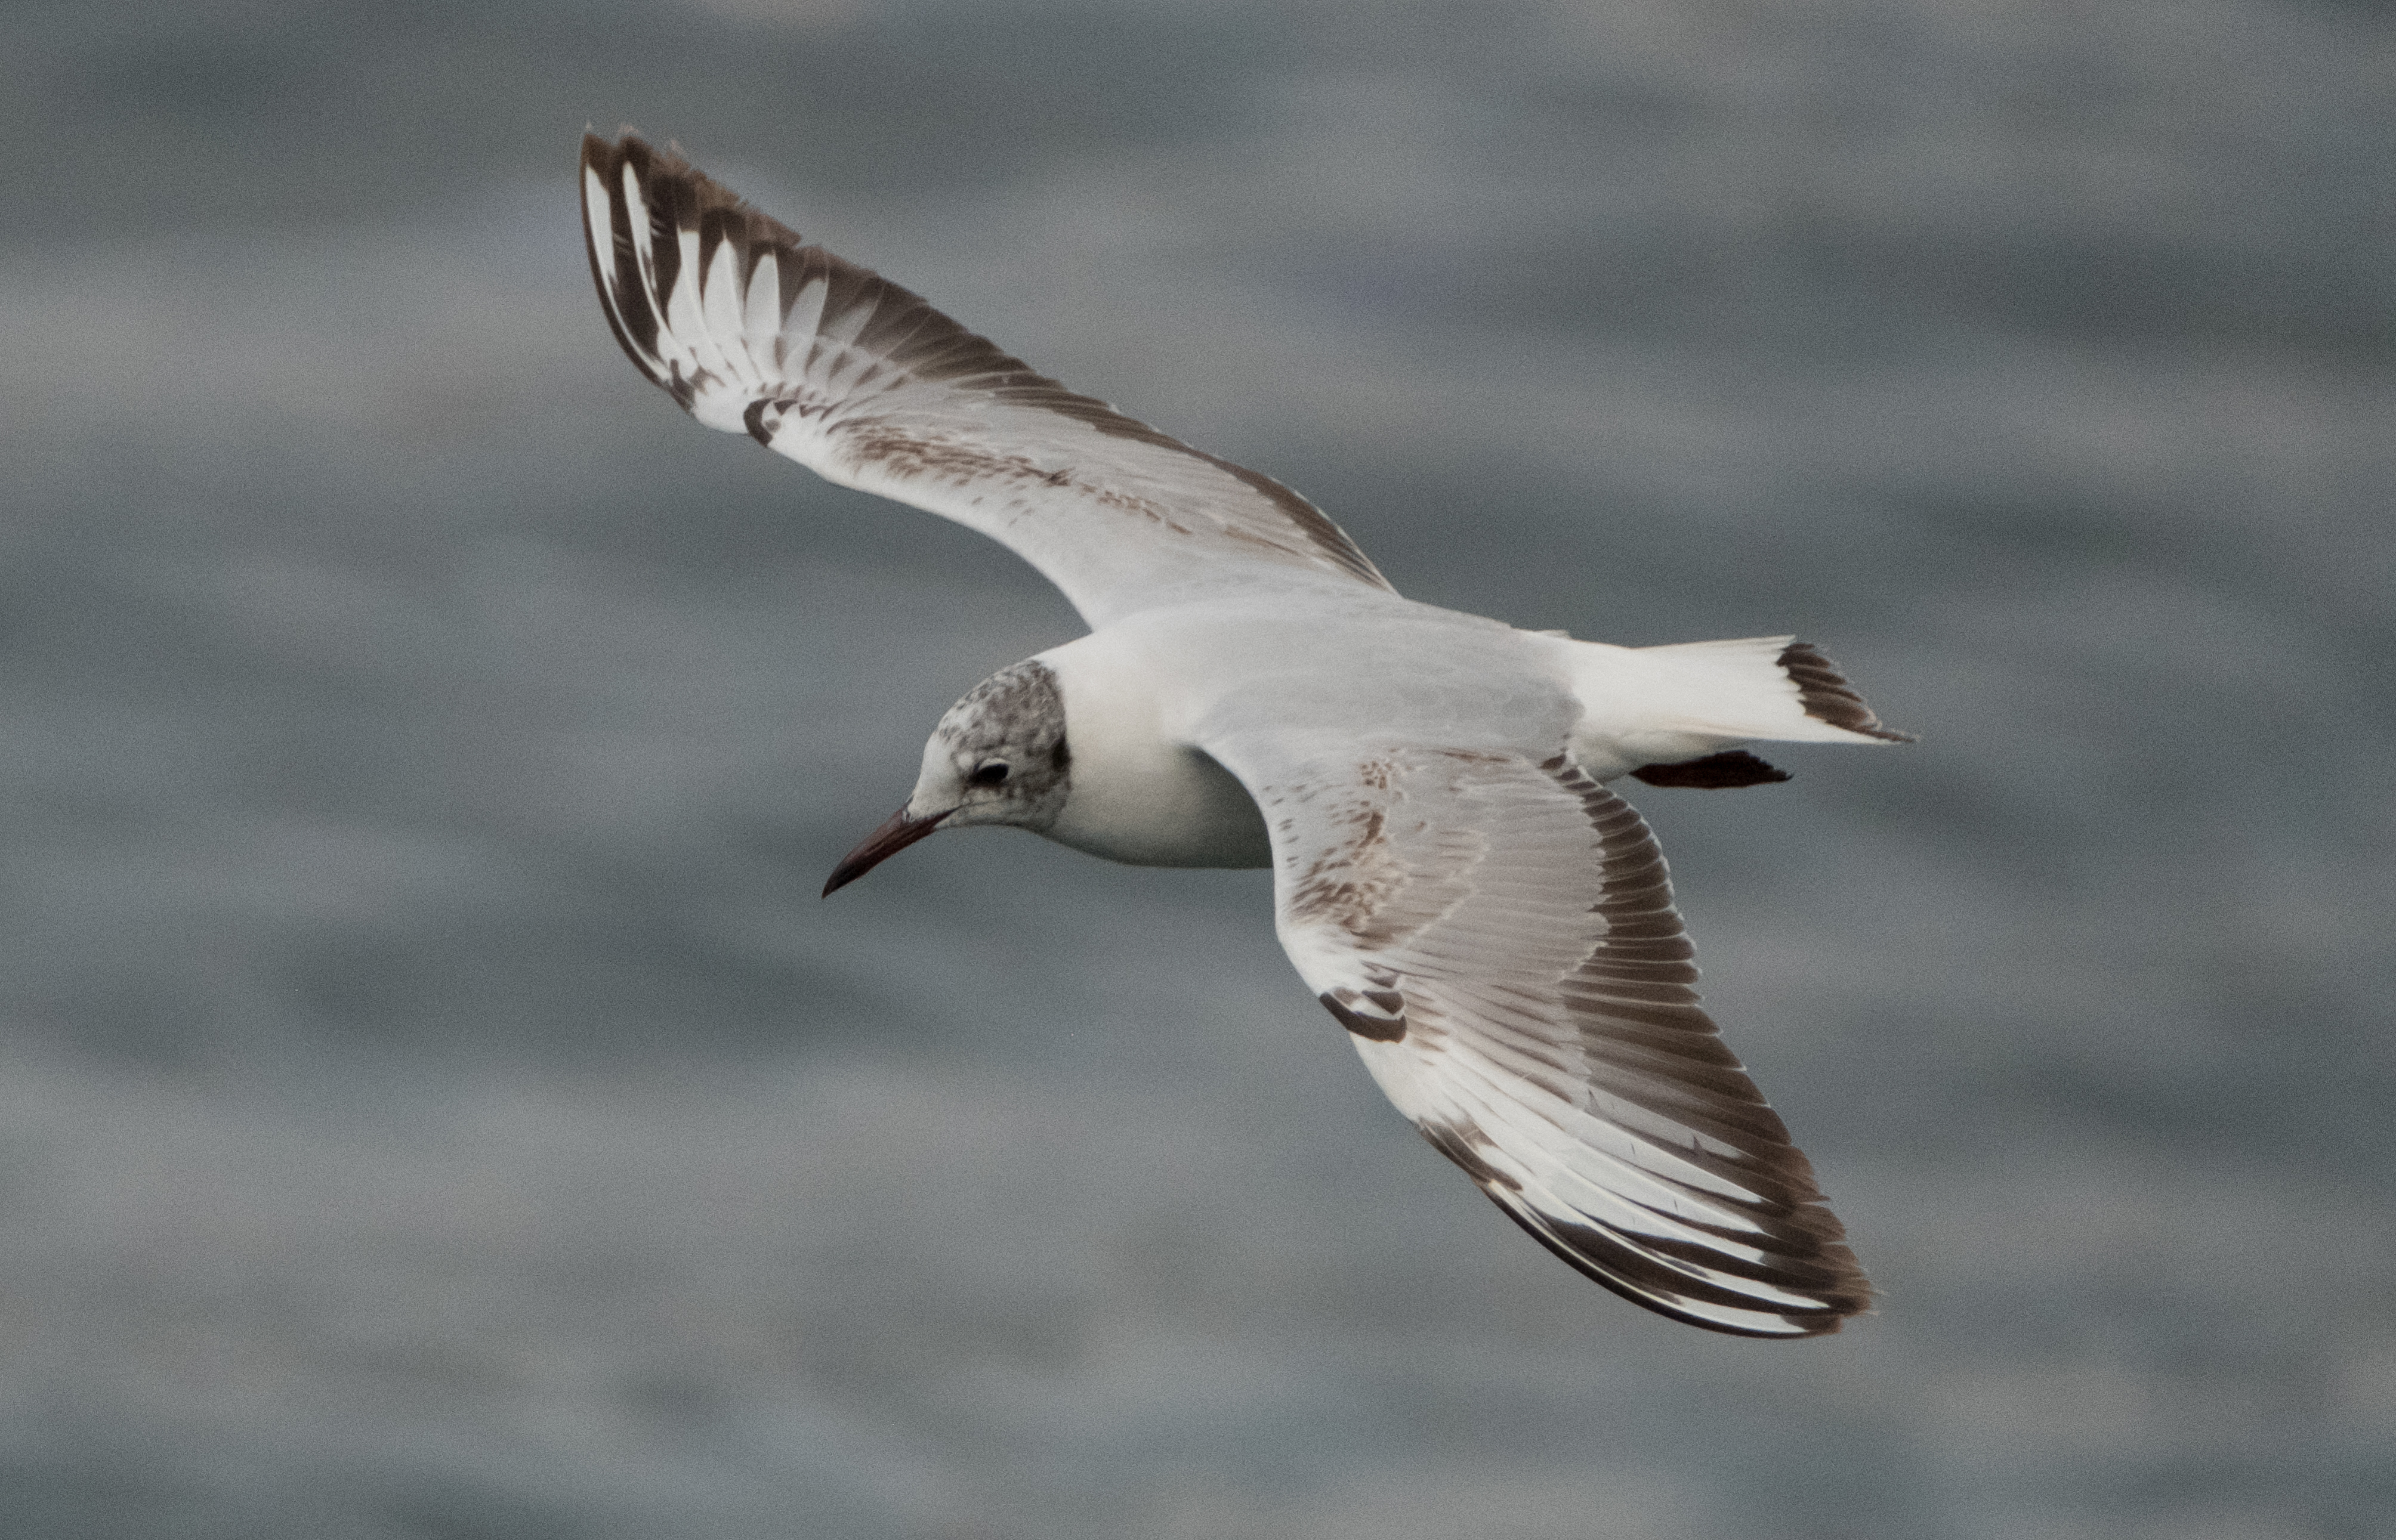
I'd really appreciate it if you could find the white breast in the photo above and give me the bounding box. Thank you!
[1036,630,1273,869]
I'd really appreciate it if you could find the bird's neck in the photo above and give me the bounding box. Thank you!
[1035,632,1273,870]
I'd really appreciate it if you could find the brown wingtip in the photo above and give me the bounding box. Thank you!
[579,131,663,387]
[579,128,822,412]
[1778,641,1916,743]
[583,129,805,246]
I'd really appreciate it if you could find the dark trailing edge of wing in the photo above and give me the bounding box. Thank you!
[1486,1195,1869,1338]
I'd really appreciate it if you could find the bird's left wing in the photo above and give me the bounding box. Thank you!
[1204,734,1872,1337]
[580,132,1391,627]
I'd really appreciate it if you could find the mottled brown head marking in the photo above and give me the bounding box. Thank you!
[906,660,1072,832]
[941,660,1068,762]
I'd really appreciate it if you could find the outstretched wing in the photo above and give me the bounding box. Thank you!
[579,132,1391,627]
[1209,737,1870,1337]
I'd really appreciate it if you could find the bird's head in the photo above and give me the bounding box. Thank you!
[822,659,1072,895]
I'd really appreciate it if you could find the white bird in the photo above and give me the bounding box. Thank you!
[581,132,1910,1338]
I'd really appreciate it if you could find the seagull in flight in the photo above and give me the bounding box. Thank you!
[579,132,1911,1338]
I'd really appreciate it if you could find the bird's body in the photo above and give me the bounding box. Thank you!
[580,131,1911,1338]
[974,590,1886,867]
[1040,586,1520,868]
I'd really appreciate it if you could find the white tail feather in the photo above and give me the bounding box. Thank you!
[1563,635,1910,780]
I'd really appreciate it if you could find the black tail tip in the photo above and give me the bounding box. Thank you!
[1778,641,1916,743]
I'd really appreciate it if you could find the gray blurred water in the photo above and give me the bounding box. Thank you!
[3,1,2392,1536]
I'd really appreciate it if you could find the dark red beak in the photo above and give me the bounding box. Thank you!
[822,805,952,896]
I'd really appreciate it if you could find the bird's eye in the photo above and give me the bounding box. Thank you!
[970,762,1010,787]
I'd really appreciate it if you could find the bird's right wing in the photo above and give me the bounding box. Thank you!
[581,132,1392,628]
[1207,734,1871,1337]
